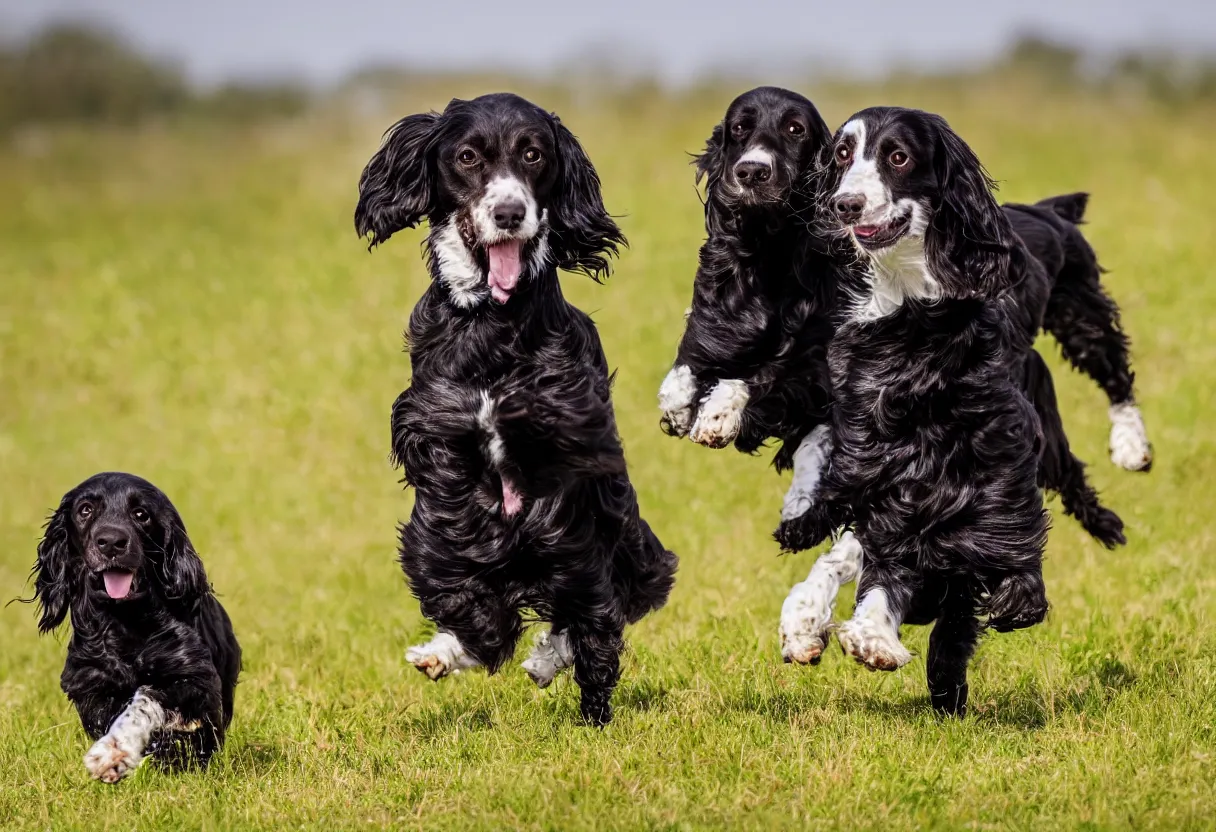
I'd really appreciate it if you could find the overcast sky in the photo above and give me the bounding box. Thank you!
[2,0,1214,85]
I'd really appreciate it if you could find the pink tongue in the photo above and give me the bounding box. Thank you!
[103,571,134,600]
[487,240,523,304]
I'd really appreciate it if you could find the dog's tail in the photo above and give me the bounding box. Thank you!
[1025,350,1126,548]
[1035,192,1088,225]
[617,518,678,624]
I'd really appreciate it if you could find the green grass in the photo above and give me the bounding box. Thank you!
[1,76,1215,830]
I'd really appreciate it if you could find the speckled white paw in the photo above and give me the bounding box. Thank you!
[658,365,697,436]
[837,616,911,671]
[689,380,748,448]
[1109,403,1152,471]
[84,735,143,784]
[521,629,574,688]
[406,632,480,680]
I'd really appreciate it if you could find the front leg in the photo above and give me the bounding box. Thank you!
[521,628,574,688]
[837,561,915,672]
[83,687,166,784]
[779,531,863,664]
[405,631,483,680]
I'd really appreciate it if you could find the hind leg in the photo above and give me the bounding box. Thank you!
[569,607,625,726]
[1044,281,1151,471]
[927,591,982,717]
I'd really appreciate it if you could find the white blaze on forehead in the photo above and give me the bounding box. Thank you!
[737,145,774,167]
[472,175,540,244]
[835,119,888,213]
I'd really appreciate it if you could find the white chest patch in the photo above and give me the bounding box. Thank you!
[849,232,940,322]
[431,221,483,308]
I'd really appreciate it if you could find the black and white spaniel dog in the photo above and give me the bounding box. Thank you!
[771,107,1080,716]
[29,472,240,782]
[355,93,678,726]
[776,111,1151,679]
[658,86,844,475]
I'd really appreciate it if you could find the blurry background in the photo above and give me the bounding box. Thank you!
[2,2,1215,830]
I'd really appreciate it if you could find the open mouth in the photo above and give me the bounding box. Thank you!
[99,570,137,600]
[484,239,524,304]
[851,212,911,250]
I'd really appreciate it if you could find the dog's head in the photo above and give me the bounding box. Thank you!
[696,87,831,218]
[824,106,1015,298]
[31,472,209,631]
[355,93,625,307]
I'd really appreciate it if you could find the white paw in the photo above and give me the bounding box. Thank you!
[837,616,911,671]
[520,629,574,688]
[84,735,144,784]
[780,581,834,665]
[405,632,480,681]
[658,365,697,436]
[688,380,748,448]
[1109,403,1152,471]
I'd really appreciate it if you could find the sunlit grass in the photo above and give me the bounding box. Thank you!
[1,76,1214,830]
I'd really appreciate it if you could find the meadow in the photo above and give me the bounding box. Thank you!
[1,74,1214,830]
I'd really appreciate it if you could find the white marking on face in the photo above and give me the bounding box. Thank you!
[405,631,482,680]
[1109,402,1153,471]
[431,221,483,309]
[737,145,774,168]
[83,687,166,784]
[781,424,833,521]
[836,584,912,671]
[836,120,889,219]
[658,364,698,436]
[472,175,540,245]
[689,379,749,448]
[430,215,550,309]
[521,628,574,688]
[779,530,863,664]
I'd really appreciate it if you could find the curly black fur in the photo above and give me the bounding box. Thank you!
[28,472,240,773]
[358,93,676,726]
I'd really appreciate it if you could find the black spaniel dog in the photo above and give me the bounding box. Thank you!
[355,93,677,726]
[775,108,1063,716]
[658,86,844,474]
[29,472,240,782]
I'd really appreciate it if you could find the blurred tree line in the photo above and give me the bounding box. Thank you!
[1,22,1213,136]
[0,22,309,133]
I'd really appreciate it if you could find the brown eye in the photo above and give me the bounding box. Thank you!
[132,508,150,525]
[890,150,909,167]
[457,148,478,167]
[835,143,851,164]
[78,503,93,519]
[787,121,805,136]
[522,147,541,165]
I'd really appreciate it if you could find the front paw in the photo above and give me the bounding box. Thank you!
[84,735,144,784]
[779,581,835,665]
[405,632,477,680]
[658,365,697,437]
[837,617,912,671]
[521,630,574,688]
[688,380,748,448]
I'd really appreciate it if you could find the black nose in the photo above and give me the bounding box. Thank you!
[493,200,526,231]
[833,193,866,223]
[734,160,772,186]
[95,528,130,558]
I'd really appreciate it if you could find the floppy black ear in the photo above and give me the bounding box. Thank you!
[693,122,725,189]
[924,115,1015,299]
[156,510,210,611]
[355,112,441,249]
[32,498,74,633]
[547,116,626,281]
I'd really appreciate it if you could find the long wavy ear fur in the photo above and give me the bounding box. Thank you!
[355,112,440,248]
[693,122,733,237]
[31,498,74,633]
[924,114,1016,299]
[547,116,626,281]
[156,509,209,612]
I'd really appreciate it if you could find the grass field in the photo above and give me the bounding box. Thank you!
[1,75,1214,830]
